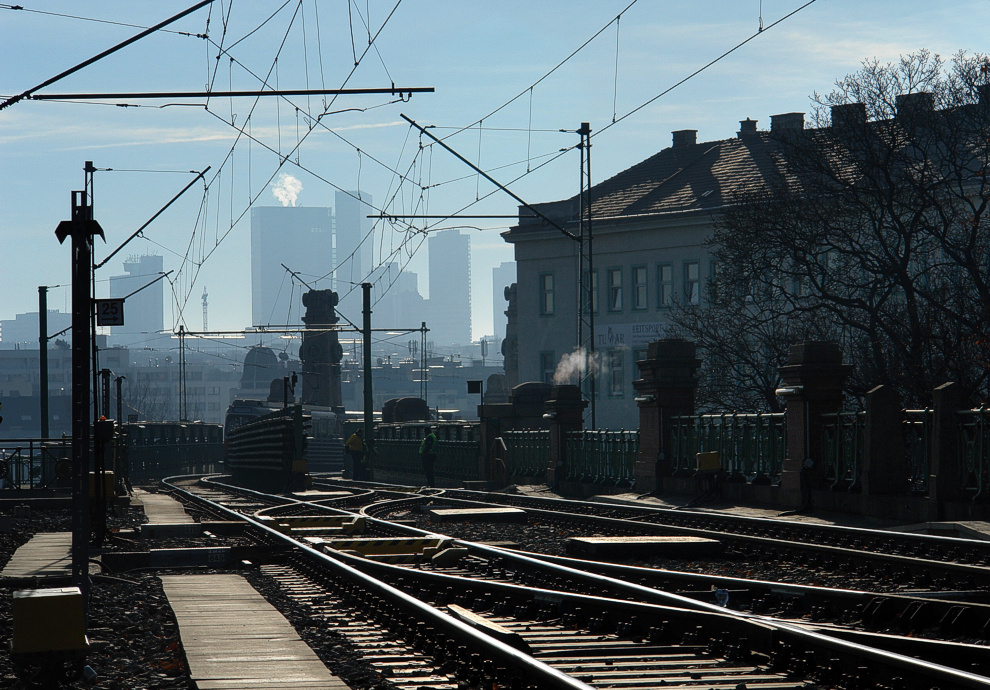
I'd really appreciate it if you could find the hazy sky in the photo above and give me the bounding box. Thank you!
[2,0,987,345]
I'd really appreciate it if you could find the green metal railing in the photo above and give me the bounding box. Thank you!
[903,408,933,495]
[501,429,550,480]
[123,421,224,483]
[670,413,785,482]
[822,410,864,491]
[565,429,638,485]
[372,434,480,484]
[958,407,990,502]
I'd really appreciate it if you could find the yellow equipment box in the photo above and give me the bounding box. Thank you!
[88,471,115,498]
[696,451,721,471]
[12,587,89,654]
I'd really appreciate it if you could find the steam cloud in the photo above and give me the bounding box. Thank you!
[272,173,303,207]
[552,347,608,385]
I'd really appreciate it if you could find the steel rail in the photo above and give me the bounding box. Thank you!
[177,478,990,685]
[164,476,597,690]
[409,493,990,584]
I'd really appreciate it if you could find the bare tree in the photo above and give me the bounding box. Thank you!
[673,51,990,408]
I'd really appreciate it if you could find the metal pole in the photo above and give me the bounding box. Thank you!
[57,189,100,614]
[577,123,596,429]
[362,284,374,447]
[39,286,50,439]
[179,325,187,421]
[115,376,125,423]
[100,369,111,419]
[421,322,429,410]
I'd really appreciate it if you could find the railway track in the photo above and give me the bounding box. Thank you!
[153,476,990,687]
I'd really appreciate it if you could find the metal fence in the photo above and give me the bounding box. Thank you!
[565,429,638,485]
[0,438,72,489]
[671,412,785,483]
[122,422,224,484]
[822,410,865,491]
[903,408,933,495]
[372,435,479,484]
[500,429,550,480]
[958,407,990,502]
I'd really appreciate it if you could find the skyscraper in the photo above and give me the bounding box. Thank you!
[250,206,333,327]
[109,254,164,345]
[427,229,471,346]
[333,190,374,323]
[491,261,516,341]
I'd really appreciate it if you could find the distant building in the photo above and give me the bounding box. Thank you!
[108,254,165,347]
[427,229,471,347]
[491,261,516,341]
[369,263,427,330]
[0,310,72,350]
[334,190,374,323]
[251,206,334,327]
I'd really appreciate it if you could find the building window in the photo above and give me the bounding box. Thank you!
[539,351,556,384]
[584,269,599,314]
[632,265,647,310]
[657,263,673,307]
[539,273,554,315]
[608,267,623,312]
[684,261,700,305]
[608,349,624,397]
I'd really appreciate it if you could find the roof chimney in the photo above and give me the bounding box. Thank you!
[737,118,757,138]
[770,112,804,134]
[831,102,867,132]
[672,129,697,148]
[895,92,934,122]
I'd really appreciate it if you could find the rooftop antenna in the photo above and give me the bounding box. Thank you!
[201,287,209,332]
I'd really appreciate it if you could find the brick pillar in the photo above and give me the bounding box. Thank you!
[545,384,588,484]
[776,342,851,508]
[632,339,701,493]
[930,381,965,507]
[861,384,906,495]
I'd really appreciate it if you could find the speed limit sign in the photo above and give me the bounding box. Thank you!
[96,298,125,326]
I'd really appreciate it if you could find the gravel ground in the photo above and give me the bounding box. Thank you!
[0,506,195,689]
[0,501,392,689]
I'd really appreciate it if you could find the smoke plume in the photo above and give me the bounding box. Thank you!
[272,173,303,207]
[552,347,607,385]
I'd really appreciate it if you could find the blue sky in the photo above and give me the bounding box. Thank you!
[2,0,988,344]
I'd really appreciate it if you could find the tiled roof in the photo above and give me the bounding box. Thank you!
[587,133,788,218]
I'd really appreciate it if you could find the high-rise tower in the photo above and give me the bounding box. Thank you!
[427,229,471,346]
[250,206,333,327]
[333,191,374,323]
[109,254,164,345]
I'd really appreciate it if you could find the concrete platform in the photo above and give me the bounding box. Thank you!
[161,573,347,689]
[1,532,72,578]
[566,535,723,559]
[428,507,528,523]
[134,488,194,524]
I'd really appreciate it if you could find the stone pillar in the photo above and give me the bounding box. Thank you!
[632,339,701,493]
[861,385,906,495]
[477,400,517,484]
[509,382,553,429]
[930,381,966,507]
[776,342,851,508]
[544,384,588,484]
